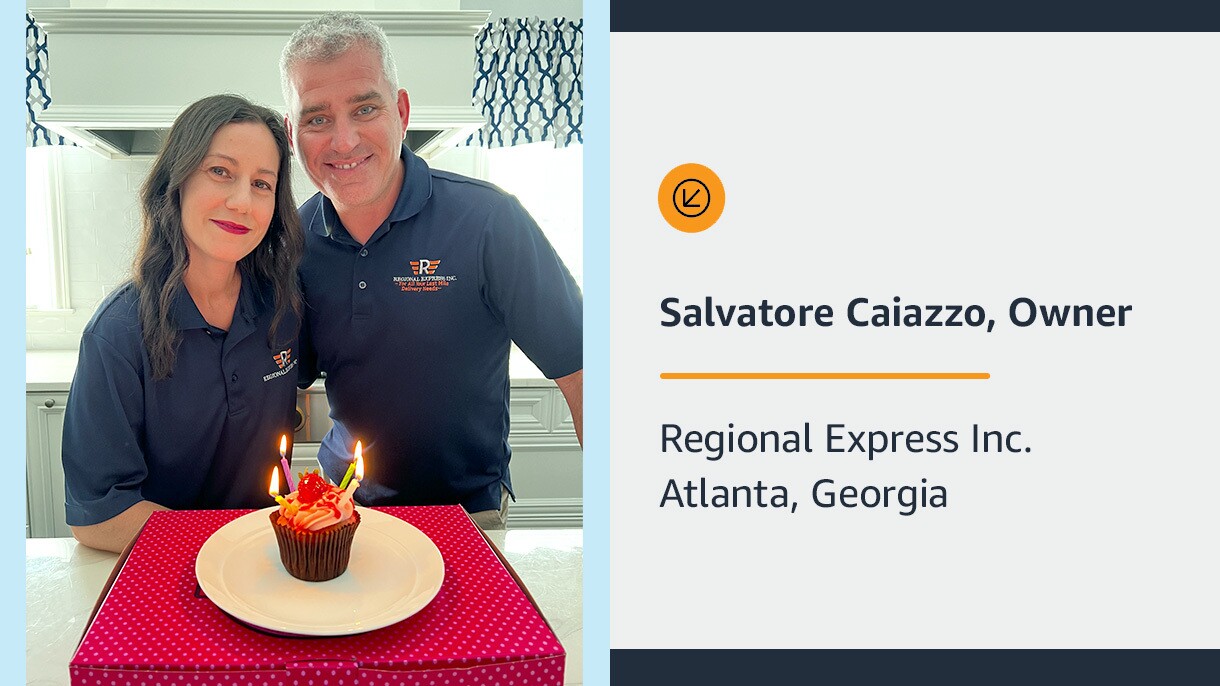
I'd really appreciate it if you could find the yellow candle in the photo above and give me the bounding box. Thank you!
[344,449,366,496]
[268,467,289,508]
[339,441,362,489]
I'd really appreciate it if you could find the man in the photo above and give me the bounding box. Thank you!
[281,12,583,529]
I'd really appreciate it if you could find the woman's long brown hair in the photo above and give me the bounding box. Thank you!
[133,94,303,379]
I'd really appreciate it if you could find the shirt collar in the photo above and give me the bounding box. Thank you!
[311,143,434,240]
[170,269,262,332]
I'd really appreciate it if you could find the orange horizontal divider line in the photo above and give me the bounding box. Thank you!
[659,372,990,380]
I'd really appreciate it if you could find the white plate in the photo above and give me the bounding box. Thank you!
[195,506,444,636]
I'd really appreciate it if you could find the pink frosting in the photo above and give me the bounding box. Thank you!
[277,487,356,532]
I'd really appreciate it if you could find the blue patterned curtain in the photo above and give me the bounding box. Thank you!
[27,13,68,147]
[468,18,582,148]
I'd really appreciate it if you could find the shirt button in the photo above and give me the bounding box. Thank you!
[359,249,368,257]
[231,373,238,383]
[358,281,367,289]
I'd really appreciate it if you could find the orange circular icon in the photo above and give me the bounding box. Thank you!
[658,163,724,233]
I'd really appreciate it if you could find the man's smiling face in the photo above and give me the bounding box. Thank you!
[286,43,410,217]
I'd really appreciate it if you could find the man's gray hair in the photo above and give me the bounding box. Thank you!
[280,12,400,106]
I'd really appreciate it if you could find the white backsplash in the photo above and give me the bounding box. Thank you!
[27,147,148,350]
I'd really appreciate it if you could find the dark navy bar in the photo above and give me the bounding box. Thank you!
[611,0,1220,32]
[611,649,1220,685]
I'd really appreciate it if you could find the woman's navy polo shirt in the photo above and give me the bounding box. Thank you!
[62,274,299,526]
[297,145,583,513]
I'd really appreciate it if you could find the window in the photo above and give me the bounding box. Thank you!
[430,143,584,379]
[487,143,584,380]
[26,146,71,311]
[484,142,584,288]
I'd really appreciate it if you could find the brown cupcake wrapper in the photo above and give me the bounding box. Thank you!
[269,509,361,582]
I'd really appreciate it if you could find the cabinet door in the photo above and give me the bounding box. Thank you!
[506,386,583,528]
[26,393,70,538]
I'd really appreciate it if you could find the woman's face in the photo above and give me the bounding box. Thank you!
[179,121,280,272]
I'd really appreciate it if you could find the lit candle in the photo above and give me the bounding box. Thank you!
[339,441,361,489]
[344,448,365,496]
[268,467,289,508]
[279,434,295,492]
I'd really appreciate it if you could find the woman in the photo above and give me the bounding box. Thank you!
[61,94,304,552]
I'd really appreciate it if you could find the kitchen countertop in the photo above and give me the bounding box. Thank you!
[26,527,583,685]
[27,350,561,393]
[26,350,79,393]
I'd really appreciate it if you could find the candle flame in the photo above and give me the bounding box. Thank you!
[356,448,365,480]
[279,434,288,456]
[269,467,279,496]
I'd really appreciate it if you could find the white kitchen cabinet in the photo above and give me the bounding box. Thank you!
[24,384,581,538]
[26,392,70,538]
[503,385,583,528]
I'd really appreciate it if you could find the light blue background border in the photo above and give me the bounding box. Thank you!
[582,1,608,685]
[8,4,29,681]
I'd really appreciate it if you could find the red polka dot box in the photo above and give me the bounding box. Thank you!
[69,506,565,685]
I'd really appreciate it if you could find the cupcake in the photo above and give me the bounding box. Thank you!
[270,469,361,582]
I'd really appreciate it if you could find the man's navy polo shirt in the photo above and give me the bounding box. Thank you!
[298,145,582,513]
[62,274,299,526]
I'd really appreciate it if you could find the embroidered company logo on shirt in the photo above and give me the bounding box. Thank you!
[264,348,297,382]
[394,257,457,293]
[411,259,440,275]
